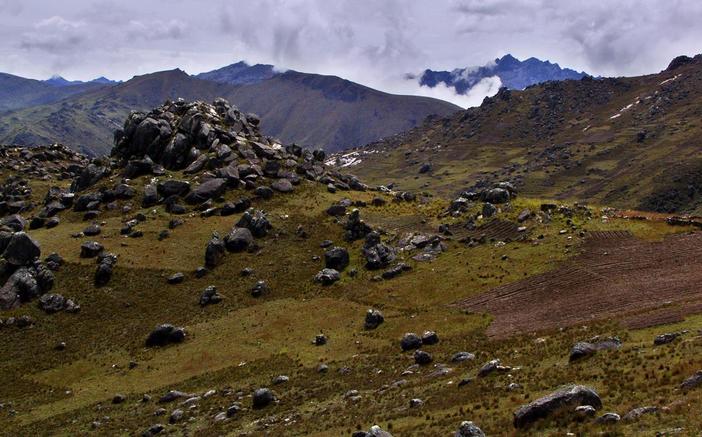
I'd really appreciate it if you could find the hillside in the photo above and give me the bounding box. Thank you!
[227,71,461,152]
[2,99,702,435]
[410,54,588,93]
[0,69,460,155]
[343,54,702,215]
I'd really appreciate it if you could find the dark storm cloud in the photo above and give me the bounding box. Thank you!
[0,0,701,107]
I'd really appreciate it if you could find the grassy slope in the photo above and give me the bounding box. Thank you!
[346,61,702,215]
[2,164,702,435]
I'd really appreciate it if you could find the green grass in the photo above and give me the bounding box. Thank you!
[2,167,702,436]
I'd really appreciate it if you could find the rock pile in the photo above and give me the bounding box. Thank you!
[0,226,56,310]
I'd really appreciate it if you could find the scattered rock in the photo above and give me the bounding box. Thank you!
[654,332,681,345]
[400,333,422,351]
[199,285,223,306]
[252,388,274,409]
[569,337,621,362]
[454,421,486,437]
[513,385,602,428]
[681,370,702,391]
[204,234,226,268]
[622,406,658,421]
[314,268,340,285]
[414,350,433,365]
[324,246,350,271]
[80,241,103,258]
[421,330,439,345]
[251,280,269,297]
[364,308,384,330]
[451,352,476,363]
[167,273,184,284]
[146,324,186,347]
[595,412,621,424]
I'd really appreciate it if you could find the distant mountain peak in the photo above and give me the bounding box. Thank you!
[415,55,588,94]
[44,74,117,87]
[195,61,278,85]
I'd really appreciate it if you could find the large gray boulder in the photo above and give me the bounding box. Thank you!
[224,227,254,252]
[3,232,40,266]
[324,246,350,271]
[454,421,485,437]
[0,267,39,309]
[204,234,226,268]
[569,337,621,362]
[681,371,702,391]
[513,385,602,428]
[185,178,227,204]
[145,324,186,347]
[483,187,511,204]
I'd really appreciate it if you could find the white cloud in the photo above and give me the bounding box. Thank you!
[0,0,701,97]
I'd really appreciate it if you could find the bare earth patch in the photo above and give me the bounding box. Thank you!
[455,231,702,338]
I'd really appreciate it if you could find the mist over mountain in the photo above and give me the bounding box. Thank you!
[410,54,589,95]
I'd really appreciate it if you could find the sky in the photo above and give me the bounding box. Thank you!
[1,0,701,107]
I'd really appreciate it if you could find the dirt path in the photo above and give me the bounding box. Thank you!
[455,231,702,338]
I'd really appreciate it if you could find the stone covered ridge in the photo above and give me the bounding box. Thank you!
[114,98,292,171]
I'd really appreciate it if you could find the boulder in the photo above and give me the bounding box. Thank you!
[0,268,39,309]
[324,247,350,271]
[414,350,433,365]
[622,406,658,421]
[569,337,621,362]
[204,234,226,268]
[80,241,104,258]
[513,385,602,428]
[400,333,422,351]
[185,178,227,204]
[271,179,294,193]
[421,330,439,345]
[654,332,680,345]
[251,280,269,297]
[595,412,621,424]
[142,183,159,207]
[38,293,68,313]
[145,324,186,347]
[255,186,274,199]
[199,285,223,306]
[157,180,190,197]
[236,209,271,238]
[224,227,254,252]
[314,268,340,285]
[220,198,251,216]
[364,308,384,330]
[167,272,184,284]
[252,388,274,409]
[454,421,486,437]
[1,214,27,232]
[483,188,510,204]
[482,202,497,218]
[3,232,40,266]
[362,232,396,270]
[681,370,702,391]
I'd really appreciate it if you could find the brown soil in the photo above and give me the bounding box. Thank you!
[458,219,530,242]
[455,231,702,338]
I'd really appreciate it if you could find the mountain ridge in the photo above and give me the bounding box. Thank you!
[0,67,460,155]
[412,54,588,93]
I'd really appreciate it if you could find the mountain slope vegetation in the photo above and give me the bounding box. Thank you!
[344,55,702,215]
